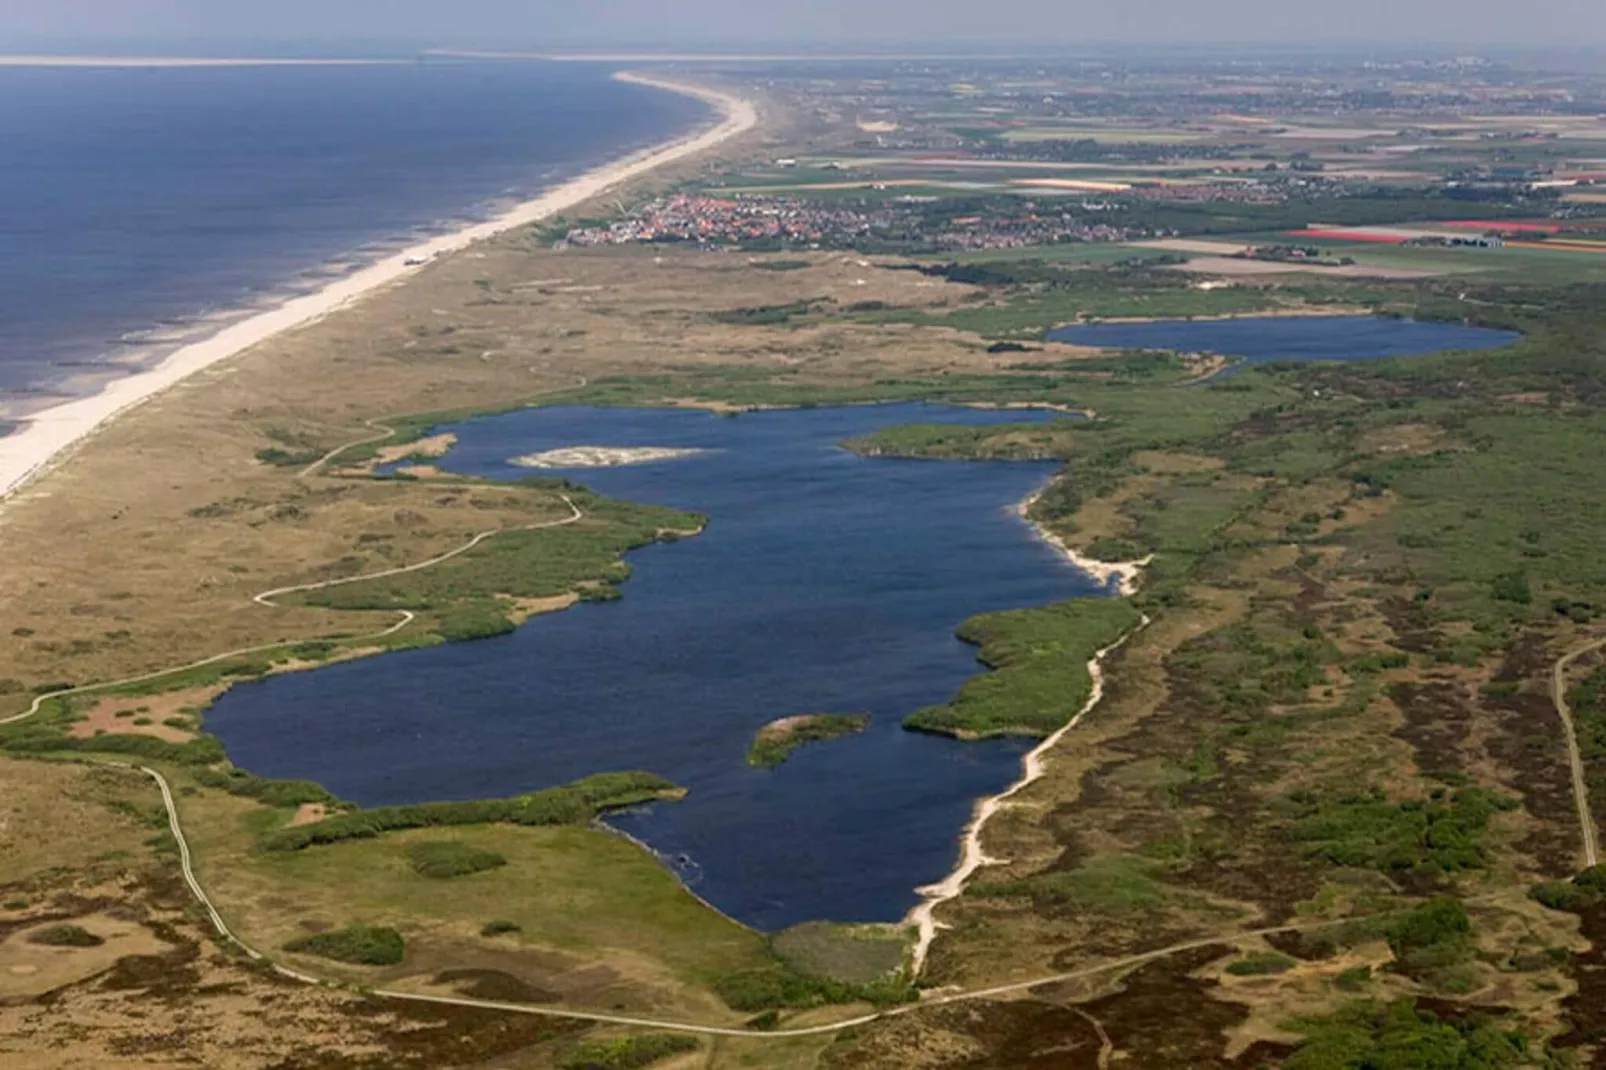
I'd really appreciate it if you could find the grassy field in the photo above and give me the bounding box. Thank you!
[10,100,1606,1066]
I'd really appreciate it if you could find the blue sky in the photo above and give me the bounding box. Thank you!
[2,0,1602,49]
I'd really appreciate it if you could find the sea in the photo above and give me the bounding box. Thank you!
[0,59,710,427]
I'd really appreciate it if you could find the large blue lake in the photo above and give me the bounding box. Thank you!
[0,61,706,419]
[206,403,1100,930]
[1050,315,1519,370]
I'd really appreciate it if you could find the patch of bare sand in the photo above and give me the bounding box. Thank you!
[502,591,580,624]
[68,686,221,744]
[0,915,171,999]
[372,432,457,466]
[290,803,328,827]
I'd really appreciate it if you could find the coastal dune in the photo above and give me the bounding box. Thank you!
[0,71,757,505]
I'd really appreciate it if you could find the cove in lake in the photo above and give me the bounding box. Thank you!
[205,404,1100,931]
[1049,315,1519,372]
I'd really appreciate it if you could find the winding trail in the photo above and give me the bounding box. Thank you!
[1552,636,1606,869]
[0,495,582,728]
[134,755,1478,1040]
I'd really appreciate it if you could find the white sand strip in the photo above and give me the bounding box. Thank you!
[0,73,757,506]
[905,491,1150,975]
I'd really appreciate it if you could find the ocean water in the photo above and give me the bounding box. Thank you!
[0,61,709,416]
[1049,315,1520,369]
[204,403,1102,931]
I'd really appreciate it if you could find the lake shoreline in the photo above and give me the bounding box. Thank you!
[903,483,1149,973]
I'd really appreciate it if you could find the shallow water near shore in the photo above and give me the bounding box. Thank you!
[206,403,1098,930]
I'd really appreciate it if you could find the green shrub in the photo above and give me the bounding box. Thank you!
[747,714,869,767]
[1284,787,1515,878]
[905,598,1143,739]
[558,1034,699,1070]
[192,767,341,808]
[1530,864,1606,912]
[27,924,103,948]
[1334,965,1372,991]
[406,841,507,879]
[1288,999,1525,1070]
[284,925,404,966]
[1387,897,1474,972]
[1225,952,1298,976]
[259,772,680,851]
[712,965,914,1012]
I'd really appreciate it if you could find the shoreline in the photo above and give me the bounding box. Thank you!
[905,490,1149,975]
[0,71,758,507]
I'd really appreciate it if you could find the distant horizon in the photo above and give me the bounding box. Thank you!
[3,37,1605,61]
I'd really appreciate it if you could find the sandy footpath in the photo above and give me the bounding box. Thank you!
[0,72,757,505]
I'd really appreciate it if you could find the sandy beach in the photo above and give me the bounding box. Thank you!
[905,493,1149,974]
[0,71,757,505]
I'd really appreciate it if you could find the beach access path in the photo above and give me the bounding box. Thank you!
[0,72,757,507]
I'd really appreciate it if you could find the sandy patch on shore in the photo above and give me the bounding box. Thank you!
[68,686,221,744]
[509,446,708,469]
[504,592,581,624]
[290,803,329,827]
[373,433,457,467]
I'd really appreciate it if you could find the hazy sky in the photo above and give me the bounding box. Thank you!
[3,0,1603,50]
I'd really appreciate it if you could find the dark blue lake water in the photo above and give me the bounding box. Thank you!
[1049,315,1519,371]
[0,62,707,412]
[205,403,1100,930]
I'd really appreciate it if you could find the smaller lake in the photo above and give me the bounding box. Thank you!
[1049,315,1519,370]
[205,404,1100,930]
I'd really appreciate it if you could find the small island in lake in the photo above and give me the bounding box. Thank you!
[747,713,871,767]
[509,445,707,468]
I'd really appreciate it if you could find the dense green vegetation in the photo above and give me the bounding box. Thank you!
[905,598,1143,738]
[712,962,915,1012]
[1530,864,1606,913]
[405,840,508,879]
[260,772,681,851]
[970,854,1168,915]
[291,492,701,640]
[747,714,870,767]
[771,922,908,985]
[1225,951,1298,976]
[284,925,405,966]
[1287,999,1528,1070]
[193,767,342,808]
[1284,787,1517,880]
[558,1034,699,1070]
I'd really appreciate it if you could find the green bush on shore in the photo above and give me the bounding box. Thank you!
[192,767,342,808]
[259,772,681,851]
[284,925,405,966]
[558,1034,699,1070]
[905,597,1142,739]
